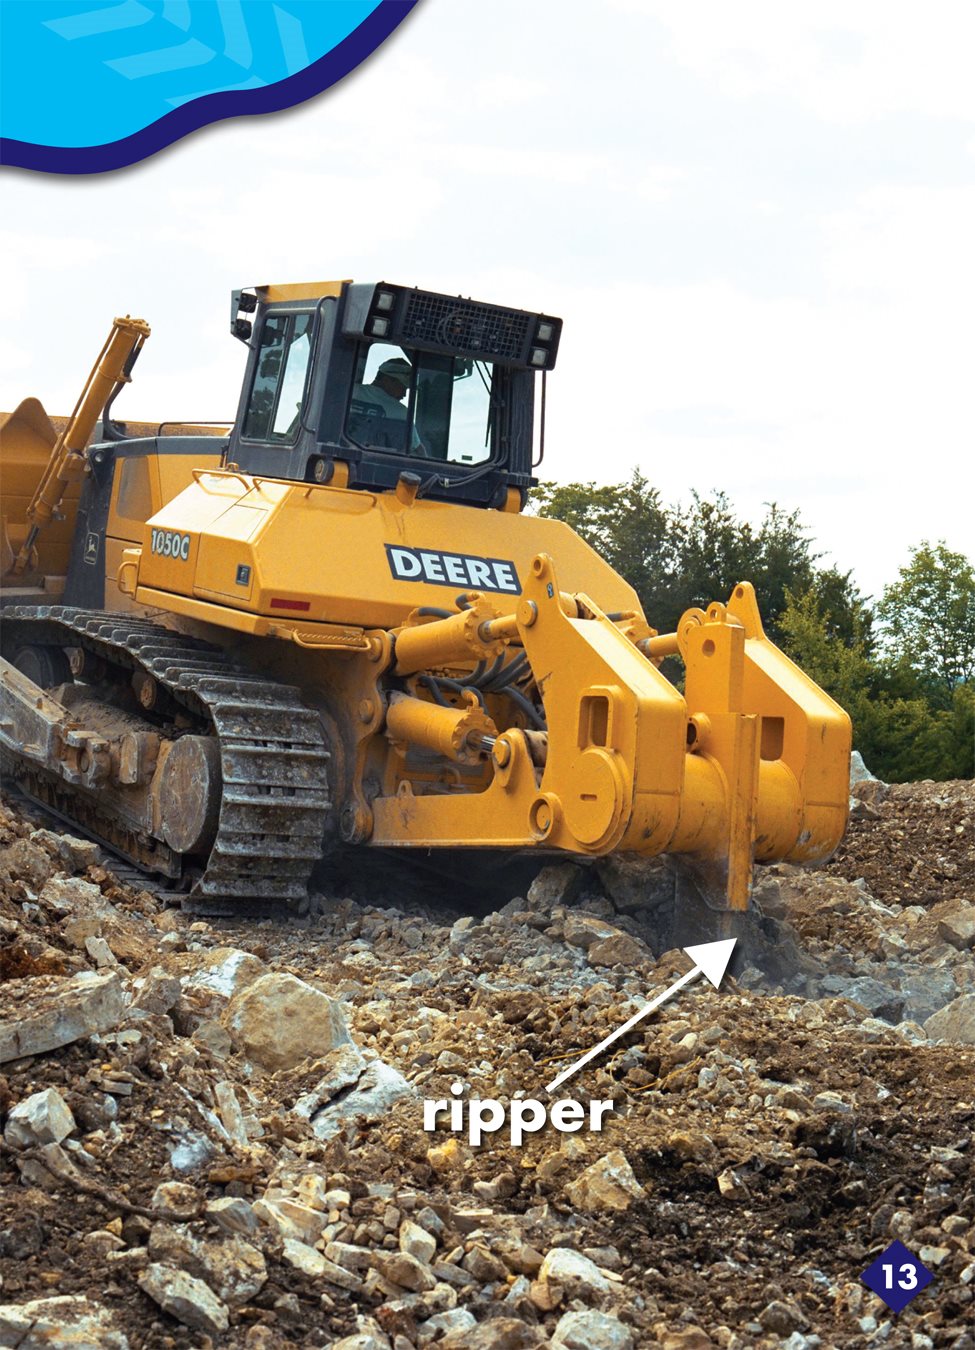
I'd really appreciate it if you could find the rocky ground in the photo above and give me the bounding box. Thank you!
[1,773,973,1350]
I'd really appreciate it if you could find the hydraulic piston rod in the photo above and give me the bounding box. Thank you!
[385,691,498,766]
[13,316,150,575]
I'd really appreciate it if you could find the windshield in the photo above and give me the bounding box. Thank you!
[347,341,494,464]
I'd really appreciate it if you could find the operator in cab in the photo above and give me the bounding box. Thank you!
[354,356,413,419]
[350,356,429,455]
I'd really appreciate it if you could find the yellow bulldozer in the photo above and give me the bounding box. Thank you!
[0,281,851,915]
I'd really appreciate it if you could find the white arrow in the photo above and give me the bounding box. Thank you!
[544,938,737,1094]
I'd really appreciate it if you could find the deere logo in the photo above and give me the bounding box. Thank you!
[385,545,521,595]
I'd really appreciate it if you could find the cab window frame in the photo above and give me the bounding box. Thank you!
[240,307,315,447]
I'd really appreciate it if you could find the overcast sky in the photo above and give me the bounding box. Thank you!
[2,0,973,603]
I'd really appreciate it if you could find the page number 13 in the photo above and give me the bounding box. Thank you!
[882,1263,919,1291]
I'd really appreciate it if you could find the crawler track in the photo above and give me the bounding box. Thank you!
[1,606,331,915]
[0,779,190,907]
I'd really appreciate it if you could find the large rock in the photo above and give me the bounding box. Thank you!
[564,1150,645,1213]
[937,907,975,951]
[0,1295,129,1349]
[281,1237,330,1278]
[759,1298,809,1334]
[167,947,266,1000]
[205,1196,259,1236]
[159,947,267,1032]
[211,1079,248,1145]
[253,1197,326,1246]
[151,1183,201,1220]
[925,994,975,1044]
[0,838,57,890]
[441,1318,542,1349]
[330,1334,391,1350]
[292,1043,367,1119]
[552,1309,634,1350]
[0,971,125,1064]
[132,967,181,1016]
[29,828,101,872]
[39,875,150,966]
[448,916,478,953]
[14,1141,86,1193]
[424,1310,477,1338]
[4,1087,75,1149]
[370,1249,437,1292]
[659,1330,713,1349]
[849,750,877,785]
[595,854,677,914]
[821,976,904,1024]
[399,1218,437,1264]
[138,1263,229,1336]
[223,971,351,1072]
[310,1059,414,1140]
[898,969,959,1023]
[537,1247,612,1299]
[148,1223,266,1305]
[587,932,651,969]
[168,1129,218,1175]
[563,914,620,950]
[527,863,586,911]
[851,777,888,809]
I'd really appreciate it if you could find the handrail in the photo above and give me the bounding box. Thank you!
[190,467,253,492]
[157,421,231,436]
[290,629,370,650]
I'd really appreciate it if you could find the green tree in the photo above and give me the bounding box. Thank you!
[948,683,975,778]
[533,476,823,639]
[674,494,817,640]
[531,471,682,624]
[779,587,972,782]
[878,541,975,707]
[777,587,877,732]
[801,565,876,651]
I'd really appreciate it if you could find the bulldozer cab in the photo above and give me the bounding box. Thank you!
[227,281,561,511]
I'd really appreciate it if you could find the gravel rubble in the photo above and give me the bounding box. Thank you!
[0,777,973,1349]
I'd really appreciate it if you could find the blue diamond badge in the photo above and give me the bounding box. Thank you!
[860,1240,933,1313]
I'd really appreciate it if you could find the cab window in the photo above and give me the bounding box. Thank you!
[347,342,493,465]
[115,455,153,523]
[243,312,313,443]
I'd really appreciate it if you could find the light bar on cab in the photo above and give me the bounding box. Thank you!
[342,282,562,370]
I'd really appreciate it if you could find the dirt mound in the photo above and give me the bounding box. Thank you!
[825,780,975,910]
